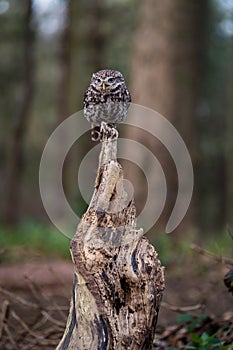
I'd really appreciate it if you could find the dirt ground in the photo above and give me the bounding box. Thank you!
[0,255,232,349]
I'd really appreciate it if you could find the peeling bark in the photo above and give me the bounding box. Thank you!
[57,137,165,350]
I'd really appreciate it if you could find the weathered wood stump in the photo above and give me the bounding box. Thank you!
[56,133,165,350]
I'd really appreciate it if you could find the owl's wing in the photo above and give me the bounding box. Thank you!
[128,91,132,103]
[124,87,131,103]
[83,89,90,108]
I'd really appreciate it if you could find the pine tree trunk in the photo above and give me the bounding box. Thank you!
[56,137,164,350]
[226,39,233,227]
[3,0,35,225]
[126,0,207,232]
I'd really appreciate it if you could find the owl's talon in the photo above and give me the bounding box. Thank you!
[91,128,101,141]
[110,128,118,140]
[100,122,118,141]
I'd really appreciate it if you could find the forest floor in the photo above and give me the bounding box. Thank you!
[0,250,232,349]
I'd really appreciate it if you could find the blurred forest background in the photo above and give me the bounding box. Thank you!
[0,0,233,258]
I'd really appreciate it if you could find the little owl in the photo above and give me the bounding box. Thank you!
[84,69,131,140]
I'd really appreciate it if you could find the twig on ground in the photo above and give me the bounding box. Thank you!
[41,310,65,327]
[0,299,10,339]
[11,310,44,340]
[3,323,18,349]
[162,301,204,313]
[0,287,39,308]
[191,243,233,266]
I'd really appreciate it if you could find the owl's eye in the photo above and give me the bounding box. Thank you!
[108,77,116,84]
[95,78,102,85]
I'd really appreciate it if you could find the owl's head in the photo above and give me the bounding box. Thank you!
[91,69,125,93]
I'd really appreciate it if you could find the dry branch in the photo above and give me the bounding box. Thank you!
[161,301,204,313]
[56,135,165,350]
[191,243,233,267]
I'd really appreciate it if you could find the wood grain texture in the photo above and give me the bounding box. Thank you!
[56,137,165,350]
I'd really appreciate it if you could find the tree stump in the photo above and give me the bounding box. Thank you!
[56,134,165,350]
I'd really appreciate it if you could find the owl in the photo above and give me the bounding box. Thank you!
[84,69,131,140]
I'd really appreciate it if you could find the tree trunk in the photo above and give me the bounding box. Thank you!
[56,135,164,350]
[56,0,71,196]
[126,0,207,232]
[60,0,108,207]
[226,39,233,227]
[2,0,35,225]
[67,0,107,113]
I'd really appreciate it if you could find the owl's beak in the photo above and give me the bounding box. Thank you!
[102,82,106,92]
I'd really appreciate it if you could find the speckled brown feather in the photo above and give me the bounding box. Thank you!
[84,70,131,139]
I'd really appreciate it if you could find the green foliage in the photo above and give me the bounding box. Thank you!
[203,227,233,257]
[185,332,230,350]
[149,227,233,270]
[148,229,197,267]
[177,313,232,350]
[177,313,208,332]
[0,221,70,262]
